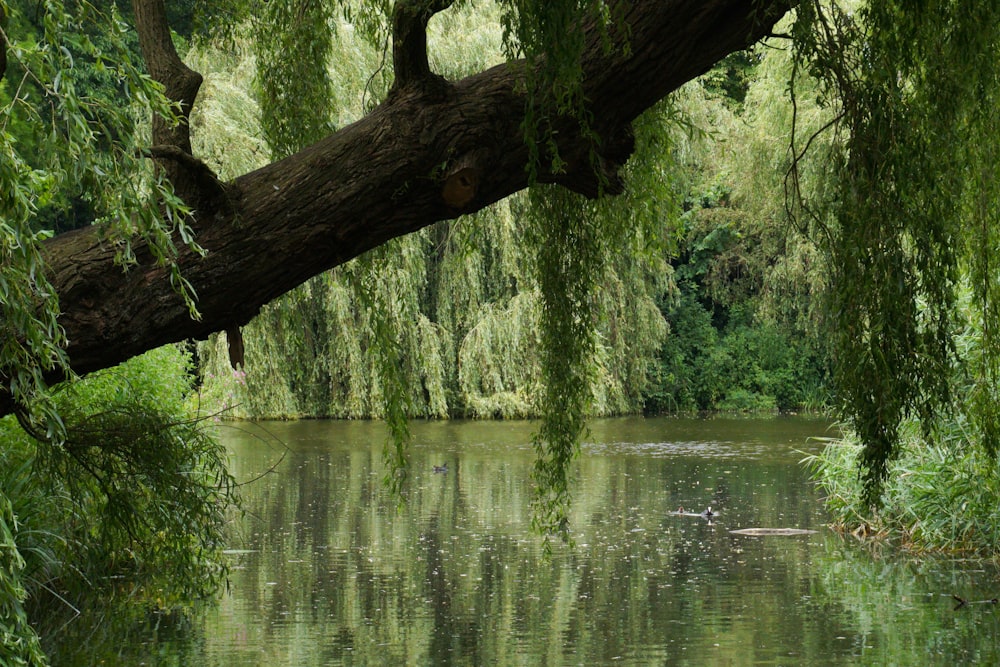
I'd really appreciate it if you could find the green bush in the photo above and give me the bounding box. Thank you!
[0,345,238,663]
[647,285,828,414]
[645,287,720,412]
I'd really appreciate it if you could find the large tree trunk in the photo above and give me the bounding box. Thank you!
[2,0,794,417]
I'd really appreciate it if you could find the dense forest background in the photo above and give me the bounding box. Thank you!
[191,5,831,420]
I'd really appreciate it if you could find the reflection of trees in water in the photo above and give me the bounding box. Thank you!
[203,419,841,664]
[48,417,996,665]
[814,541,1000,664]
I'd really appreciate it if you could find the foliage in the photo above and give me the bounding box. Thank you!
[650,285,828,414]
[808,419,1000,557]
[345,244,430,496]
[808,286,1000,556]
[249,0,338,158]
[198,235,451,422]
[194,4,675,427]
[520,89,689,540]
[14,0,1000,574]
[641,62,832,416]
[0,345,237,662]
[792,1,1000,504]
[0,0,202,438]
[495,0,614,175]
[0,492,47,666]
[699,51,760,108]
[722,31,832,344]
[35,346,235,605]
[457,291,541,418]
[525,186,603,542]
[187,3,687,548]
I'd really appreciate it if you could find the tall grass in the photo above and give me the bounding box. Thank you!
[0,471,51,665]
[807,414,1000,557]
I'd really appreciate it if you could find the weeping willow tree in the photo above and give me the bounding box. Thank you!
[24,0,1000,660]
[720,31,832,339]
[191,3,678,528]
[5,0,1000,566]
[195,2,674,434]
[782,2,1000,505]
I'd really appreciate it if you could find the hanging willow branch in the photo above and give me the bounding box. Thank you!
[793,2,1000,505]
[527,185,609,544]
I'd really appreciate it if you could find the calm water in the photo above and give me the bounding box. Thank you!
[49,417,1000,665]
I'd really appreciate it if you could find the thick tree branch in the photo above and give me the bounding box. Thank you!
[132,0,217,209]
[131,0,200,150]
[0,0,796,417]
[391,0,455,95]
[143,145,233,215]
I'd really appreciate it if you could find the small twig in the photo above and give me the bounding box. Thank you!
[217,421,291,488]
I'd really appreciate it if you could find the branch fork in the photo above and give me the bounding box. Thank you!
[390,0,455,96]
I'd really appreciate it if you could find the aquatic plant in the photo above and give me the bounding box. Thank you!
[809,417,1000,557]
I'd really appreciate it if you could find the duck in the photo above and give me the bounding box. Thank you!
[700,506,714,518]
[433,463,448,473]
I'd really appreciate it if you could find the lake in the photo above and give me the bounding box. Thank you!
[47,417,1000,665]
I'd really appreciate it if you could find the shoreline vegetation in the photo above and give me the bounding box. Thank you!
[0,346,237,664]
[807,418,1000,561]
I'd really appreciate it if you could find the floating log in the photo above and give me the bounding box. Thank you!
[952,594,998,610]
[729,528,818,536]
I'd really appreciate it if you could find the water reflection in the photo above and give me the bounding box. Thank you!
[47,417,1000,665]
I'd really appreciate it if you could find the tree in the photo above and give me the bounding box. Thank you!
[7,0,1000,515]
[0,0,794,421]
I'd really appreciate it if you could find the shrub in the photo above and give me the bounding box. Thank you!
[0,345,238,662]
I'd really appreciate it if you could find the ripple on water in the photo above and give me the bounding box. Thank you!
[584,439,771,460]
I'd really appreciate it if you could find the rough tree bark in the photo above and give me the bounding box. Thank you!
[0,0,795,417]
